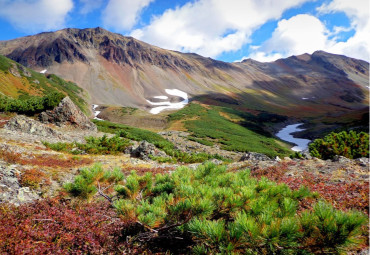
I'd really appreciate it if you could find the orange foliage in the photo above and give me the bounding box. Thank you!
[0,149,93,168]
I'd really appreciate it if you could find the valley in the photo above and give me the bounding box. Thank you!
[0,27,368,254]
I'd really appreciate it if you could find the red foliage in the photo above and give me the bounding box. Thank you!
[0,198,139,254]
[0,149,93,168]
[251,162,369,214]
[19,168,51,189]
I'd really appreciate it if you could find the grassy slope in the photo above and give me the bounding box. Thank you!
[169,103,291,157]
[0,55,88,114]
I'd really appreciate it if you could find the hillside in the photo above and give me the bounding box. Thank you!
[0,55,89,114]
[0,27,368,125]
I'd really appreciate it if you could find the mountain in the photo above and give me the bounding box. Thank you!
[0,27,368,122]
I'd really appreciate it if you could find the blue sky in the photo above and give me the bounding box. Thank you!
[0,0,368,62]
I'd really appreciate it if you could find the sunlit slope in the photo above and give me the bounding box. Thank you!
[0,55,89,114]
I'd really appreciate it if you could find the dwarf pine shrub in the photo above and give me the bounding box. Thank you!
[309,130,369,159]
[65,163,368,254]
[43,133,132,155]
[0,92,65,115]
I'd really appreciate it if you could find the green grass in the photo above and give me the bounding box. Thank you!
[169,103,291,158]
[93,120,228,163]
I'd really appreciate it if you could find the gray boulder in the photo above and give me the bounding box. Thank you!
[0,162,40,205]
[39,96,97,131]
[131,141,167,160]
[5,115,61,138]
[240,152,271,161]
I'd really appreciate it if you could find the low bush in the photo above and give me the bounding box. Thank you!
[0,198,132,254]
[19,168,50,189]
[65,163,368,254]
[43,134,132,155]
[309,130,369,159]
[0,92,65,115]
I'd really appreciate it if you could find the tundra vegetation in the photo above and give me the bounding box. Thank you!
[59,163,367,254]
[309,130,369,159]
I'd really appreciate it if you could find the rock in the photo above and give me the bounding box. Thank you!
[131,141,167,160]
[39,97,97,131]
[301,150,312,159]
[0,162,40,205]
[5,115,62,138]
[9,63,21,77]
[275,156,281,162]
[356,158,369,167]
[19,65,31,77]
[283,157,292,161]
[208,159,223,165]
[240,152,271,161]
[332,155,351,163]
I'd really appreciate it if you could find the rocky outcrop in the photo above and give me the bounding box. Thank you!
[0,162,40,205]
[5,115,62,138]
[131,141,167,160]
[40,97,97,131]
[240,152,271,161]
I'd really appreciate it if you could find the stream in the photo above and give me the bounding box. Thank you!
[276,123,311,151]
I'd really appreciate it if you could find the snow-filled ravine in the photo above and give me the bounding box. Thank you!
[92,104,102,120]
[276,123,311,152]
[146,89,189,114]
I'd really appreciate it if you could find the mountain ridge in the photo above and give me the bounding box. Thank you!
[0,27,368,123]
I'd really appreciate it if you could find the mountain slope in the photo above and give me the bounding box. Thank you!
[0,55,88,114]
[0,27,368,121]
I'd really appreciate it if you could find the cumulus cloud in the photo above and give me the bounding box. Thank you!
[102,0,154,31]
[248,0,369,62]
[0,0,73,32]
[317,0,369,61]
[248,14,330,61]
[131,0,312,58]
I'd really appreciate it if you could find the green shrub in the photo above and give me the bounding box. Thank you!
[44,133,132,155]
[290,151,304,159]
[65,163,368,254]
[0,92,65,115]
[309,130,369,159]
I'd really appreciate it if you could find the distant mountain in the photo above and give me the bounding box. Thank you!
[0,27,368,121]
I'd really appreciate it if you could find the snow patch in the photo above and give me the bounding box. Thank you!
[153,96,168,100]
[276,123,311,152]
[302,98,309,100]
[40,69,47,74]
[147,89,189,114]
[92,104,102,120]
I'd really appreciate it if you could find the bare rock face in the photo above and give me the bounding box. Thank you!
[5,115,61,138]
[39,97,97,131]
[0,162,40,205]
[131,141,167,160]
[240,152,271,161]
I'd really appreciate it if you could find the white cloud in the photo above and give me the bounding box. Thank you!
[102,0,154,31]
[317,0,369,61]
[131,0,312,58]
[249,14,330,61]
[248,0,369,62]
[79,0,103,15]
[0,0,73,32]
